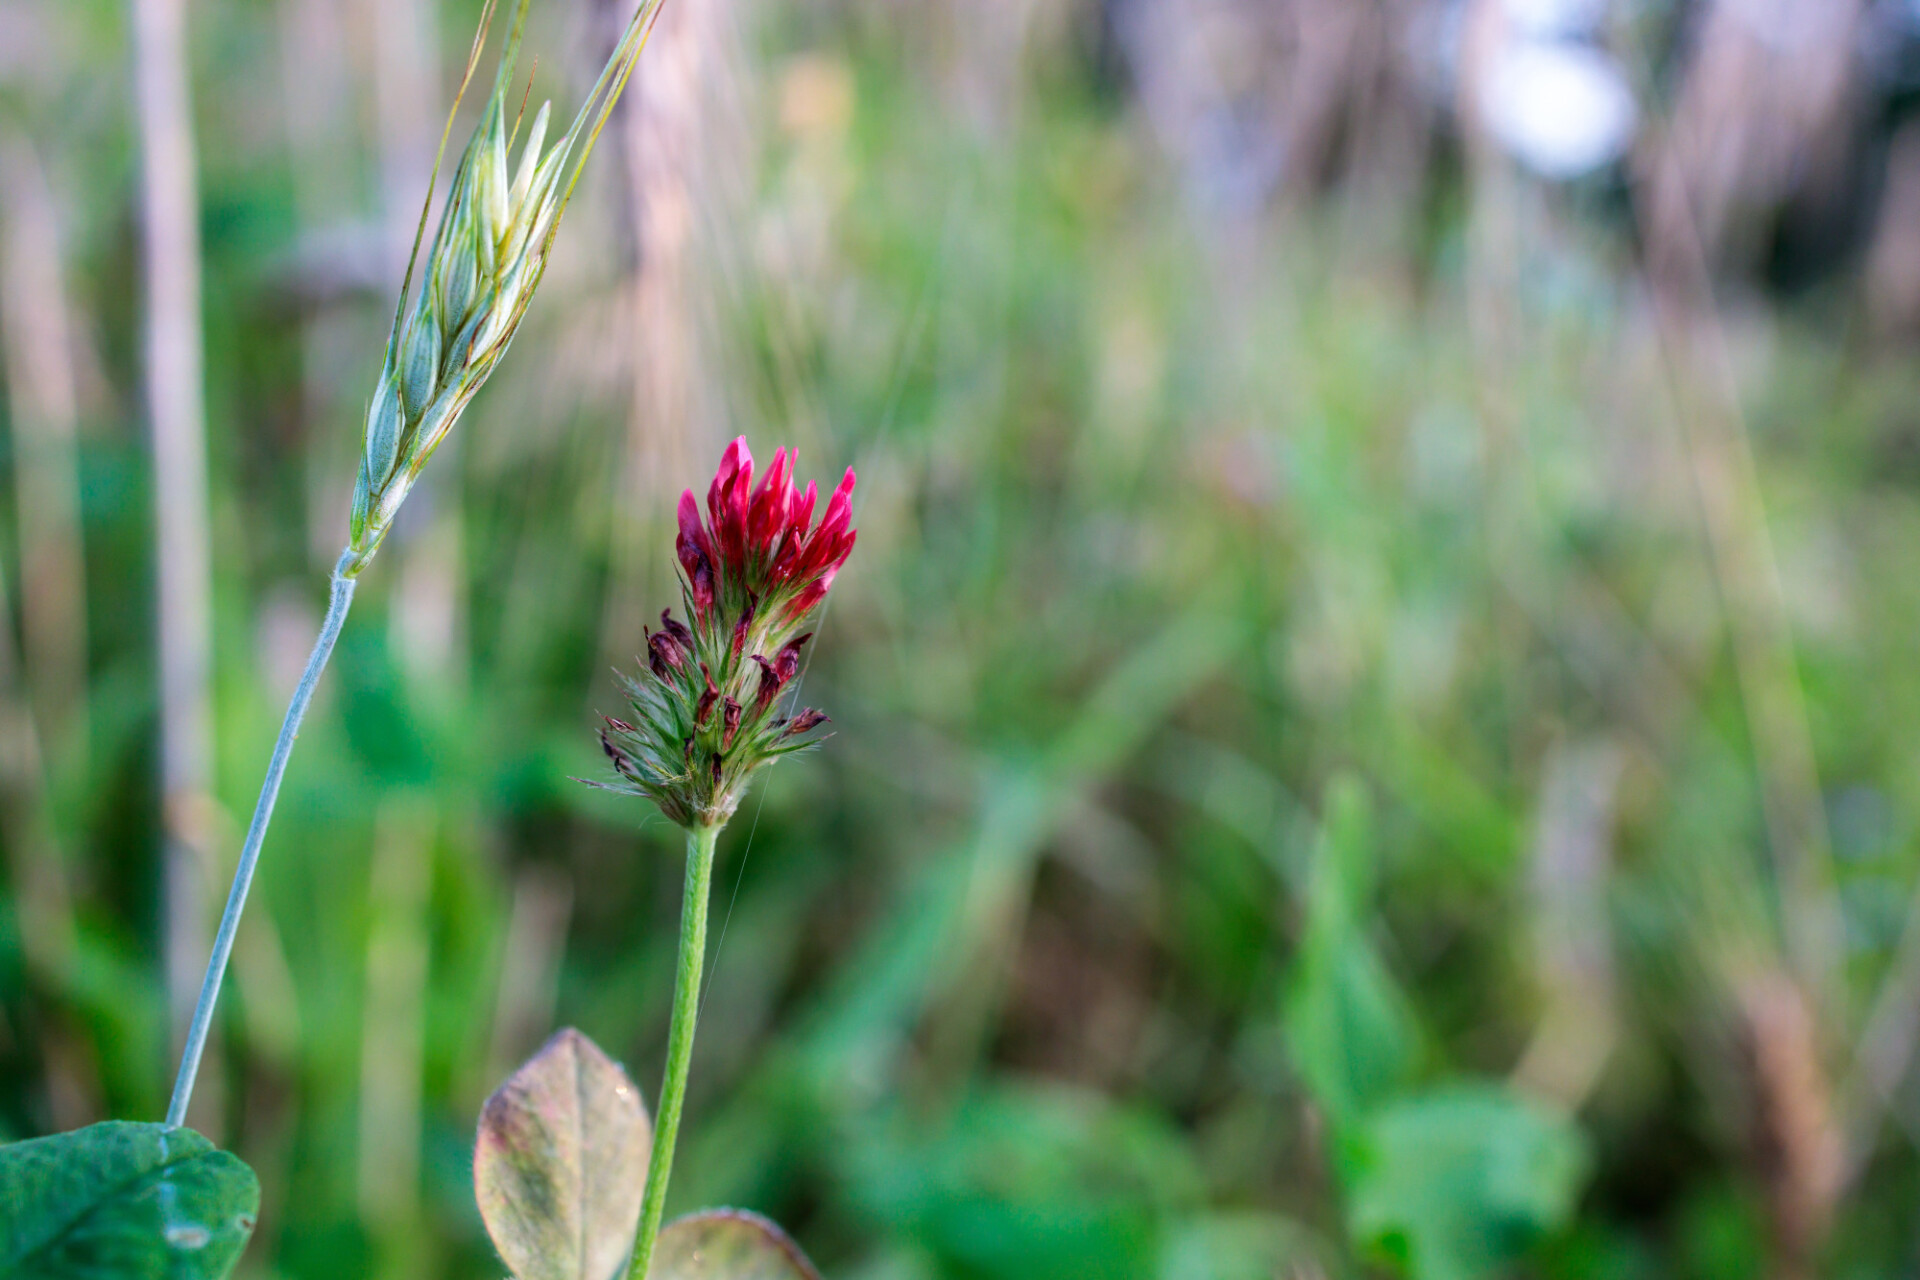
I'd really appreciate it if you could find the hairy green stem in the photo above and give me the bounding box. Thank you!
[627,821,719,1279]
[166,549,359,1127]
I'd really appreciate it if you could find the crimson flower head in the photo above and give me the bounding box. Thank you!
[675,436,856,629]
[595,438,856,830]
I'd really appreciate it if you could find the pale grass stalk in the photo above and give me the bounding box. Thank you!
[0,537,78,1003]
[0,151,102,1130]
[132,0,219,1111]
[0,131,89,759]
[0,174,93,1121]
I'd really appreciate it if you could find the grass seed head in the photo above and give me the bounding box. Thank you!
[343,0,663,576]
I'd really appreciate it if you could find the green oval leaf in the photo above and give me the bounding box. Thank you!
[650,1210,822,1280]
[0,1120,260,1280]
[476,1027,652,1280]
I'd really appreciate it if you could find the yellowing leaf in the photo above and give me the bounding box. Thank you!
[650,1210,822,1280]
[476,1028,652,1280]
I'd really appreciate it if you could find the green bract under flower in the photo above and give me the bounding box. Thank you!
[594,439,857,829]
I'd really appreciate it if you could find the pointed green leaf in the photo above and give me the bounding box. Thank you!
[0,1121,259,1280]
[650,1210,822,1280]
[476,1028,651,1280]
[1283,777,1417,1127]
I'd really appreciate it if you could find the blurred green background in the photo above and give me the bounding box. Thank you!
[6,0,1920,1276]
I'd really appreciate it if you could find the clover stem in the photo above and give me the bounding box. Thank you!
[166,549,359,1128]
[627,820,719,1279]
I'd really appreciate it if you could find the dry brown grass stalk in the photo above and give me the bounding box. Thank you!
[1740,971,1843,1279]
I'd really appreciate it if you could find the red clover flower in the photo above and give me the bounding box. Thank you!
[596,438,857,829]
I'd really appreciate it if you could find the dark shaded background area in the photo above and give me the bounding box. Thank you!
[6,0,1920,1276]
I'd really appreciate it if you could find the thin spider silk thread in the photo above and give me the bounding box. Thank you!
[697,189,960,1013]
